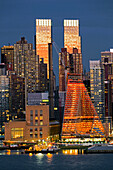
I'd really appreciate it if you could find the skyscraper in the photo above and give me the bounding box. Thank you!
[64,19,81,54]
[36,19,52,79]
[0,75,9,134]
[14,37,36,94]
[101,49,113,119]
[38,58,48,92]
[59,48,83,91]
[90,60,105,123]
[1,45,14,71]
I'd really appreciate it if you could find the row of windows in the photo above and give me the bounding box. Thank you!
[30,110,43,116]
[30,127,42,132]
[30,132,43,138]
[30,120,43,126]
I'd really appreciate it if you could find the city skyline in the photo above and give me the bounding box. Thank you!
[1,0,113,85]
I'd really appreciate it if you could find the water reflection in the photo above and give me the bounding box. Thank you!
[62,149,84,155]
[47,153,53,163]
[36,153,44,160]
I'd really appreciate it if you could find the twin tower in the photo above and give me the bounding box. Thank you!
[36,19,81,79]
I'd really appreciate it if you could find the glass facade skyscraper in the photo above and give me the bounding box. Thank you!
[36,19,52,79]
[64,19,81,54]
[90,60,105,123]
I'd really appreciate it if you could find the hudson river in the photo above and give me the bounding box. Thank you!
[0,150,113,170]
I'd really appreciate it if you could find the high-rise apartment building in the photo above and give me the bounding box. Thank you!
[1,45,14,70]
[36,19,52,79]
[0,75,9,134]
[90,60,105,123]
[8,71,25,120]
[101,49,113,119]
[14,37,36,94]
[64,19,81,54]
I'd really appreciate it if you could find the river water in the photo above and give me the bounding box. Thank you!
[0,150,113,170]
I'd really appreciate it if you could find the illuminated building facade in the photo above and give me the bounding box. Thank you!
[1,45,14,70]
[64,19,81,54]
[36,19,52,79]
[14,37,36,94]
[90,60,105,123]
[0,75,9,134]
[101,49,113,118]
[59,48,83,91]
[61,74,105,140]
[5,105,49,141]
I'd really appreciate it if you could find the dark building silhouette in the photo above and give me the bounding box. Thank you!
[1,45,14,71]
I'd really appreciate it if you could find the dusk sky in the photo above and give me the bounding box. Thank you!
[1,0,113,84]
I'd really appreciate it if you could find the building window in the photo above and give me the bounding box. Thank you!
[30,128,33,138]
[35,128,37,131]
[40,132,42,138]
[11,128,23,139]
[40,127,42,131]
[40,110,43,116]
[30,110,33,120]
[35,120,38,126]
[40,120,43,126]
[30,134,33,138]
[35,134,38,138]
[35,110,38,116]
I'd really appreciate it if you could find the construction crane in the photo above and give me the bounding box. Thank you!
[51,38,65,68]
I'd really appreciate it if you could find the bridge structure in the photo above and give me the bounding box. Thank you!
[61,74,105,141]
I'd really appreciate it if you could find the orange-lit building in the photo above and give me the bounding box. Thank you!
[59,48,83,91]
[5,105,49,141]
[64,19,81,54]
[61,74,106,141]
[36,19,52,79]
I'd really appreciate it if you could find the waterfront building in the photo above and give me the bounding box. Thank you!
[5,104,60,142]
[0,75,9,134]
[1,45,14,71]
[5,105,49,141]
[36,19,52,79]
[90,60,105,123]
[64,19,81,54]
[61,73,105,141]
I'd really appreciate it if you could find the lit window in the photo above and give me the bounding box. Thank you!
[40,120,43,126]
[35,120,38,126]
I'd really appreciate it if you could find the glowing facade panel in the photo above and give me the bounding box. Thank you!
[61,74,105,139]
[36,19,51,78]
[64,19,81,54]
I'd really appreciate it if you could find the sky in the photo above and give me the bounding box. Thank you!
[0,0,113,85]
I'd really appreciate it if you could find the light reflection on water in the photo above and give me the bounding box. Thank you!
[46,153,53,163]
[0,151,113,170]
[62,149,84,155]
